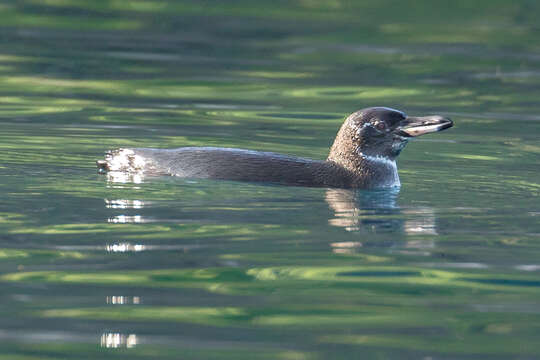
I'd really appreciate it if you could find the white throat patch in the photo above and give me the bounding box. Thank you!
[357,151,400,187]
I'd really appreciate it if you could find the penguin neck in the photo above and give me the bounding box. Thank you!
[326,124,400,188]
[356,152,400,188]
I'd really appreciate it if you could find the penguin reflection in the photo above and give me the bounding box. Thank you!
[326,188,401,232]
[326,188,437,254]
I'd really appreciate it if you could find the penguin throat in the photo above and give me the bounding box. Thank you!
[357,151,396,167]
[357,151,400,188]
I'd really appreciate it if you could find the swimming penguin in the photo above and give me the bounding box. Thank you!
[97,107,453,188]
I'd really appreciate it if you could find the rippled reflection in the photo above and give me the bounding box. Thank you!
[105,171,144,184]
[108,215,145,223]
[403,208,438,235]
[326,188,400,232]
[105,199,147,223]
[106,243,146,252]
[103,243,203,252]
[515,264,540,271]
[326,188,438,236]
[106,296,141,305]
[100,333,138,348]
[105,199,145,209]
[330,241,363,254]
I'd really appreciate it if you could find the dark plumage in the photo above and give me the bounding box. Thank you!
[97,107,453,188]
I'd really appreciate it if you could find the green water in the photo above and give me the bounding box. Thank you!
[1,1,539,359]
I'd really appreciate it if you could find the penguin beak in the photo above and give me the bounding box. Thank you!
[396,115,453,137]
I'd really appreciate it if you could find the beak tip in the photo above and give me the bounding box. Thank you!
[442,117,453,130]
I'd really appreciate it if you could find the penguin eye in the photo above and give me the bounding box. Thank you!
[374,121,386,131]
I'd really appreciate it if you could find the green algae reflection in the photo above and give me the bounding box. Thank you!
[4,265,539,357]
[5,265,540,296]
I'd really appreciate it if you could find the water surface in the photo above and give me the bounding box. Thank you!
[0,1,539,359]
